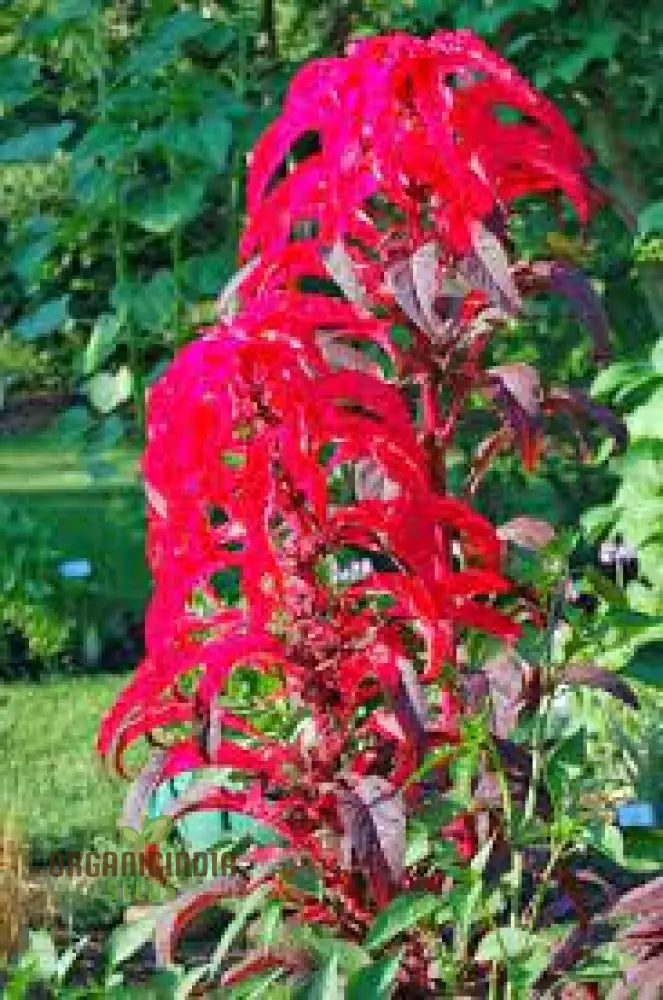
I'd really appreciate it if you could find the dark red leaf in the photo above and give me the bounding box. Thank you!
[559,664,639,709]
[393,658,429,758]
[544,386,627,451]
[612,877,663,918]
[459,220,521,314]
[487,363,542,417]
[527,261,611,363]
[497,517,555,551]
[339,775,405,905]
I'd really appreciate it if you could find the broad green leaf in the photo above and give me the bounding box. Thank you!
[138,121,207,162]
[365,893,440,951]
[181,251,232,297]
[622,640,663,688]
[24,929,58,979]
[88,367,133,414]
[549,24,620,84]
[591,361,653,400]
[0,121,73,162]
[128,177,205,234]
[108,915,156,968]
[130,271,177,333]
[73,122,136,165]
[651,338,663,373]
[10,233,53,285]
[122,10,211,77]
[0,56,39,109]
[52,0,94,21]
[639,200,663,236]
[346,952,402,1000]
[627,387,663,441]
[199,25,236,55]
[14,296,69,341]
[84,314,121,375]
[474,926,534,963]
[197,109,233,171]
[72,163,118,208]
[51,405,91,443]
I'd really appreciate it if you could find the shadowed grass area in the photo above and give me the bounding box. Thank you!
[0,673,132,864]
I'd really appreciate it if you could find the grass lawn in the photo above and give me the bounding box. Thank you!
[0,672,131,864]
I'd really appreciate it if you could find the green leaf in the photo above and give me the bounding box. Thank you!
[627,387,663,441]
[365,893,440,951]
[128,177,205,234]
[174,964,210,1000]
[0,121,73,162]
[208,885,270,977]
[118,825,142,845]
[52,0,94,22]
[346,952,402,1000]
[474,926,534,963]
[221,969,287,999]
[144,815,174,843]
[199,25,236,55]
[591,361,653,400]
[470,834,495,876]
[587,822,624,864]
[72,163,118,209]
[549,24,620,84]
[14,296,69,341]
[73,122,136,166]
[546,725,587,801]
[197,109,233,171]
[0,57,39,109]
[49,405,91,445]
[286,926,368,977]
[122,10,211,77]
[621,829,663,872]
[258,900,283,949]
[651,338,663,373]
[622,640,663,688]
[111,271,178,336]
[108,915,156,968]
[404,820,429,867]
[10,233,53,285]
[639,201,663,236]
[403,744,455,788]
[181,251,232,297]
[56,936,89,983]
[296,955,341,1000]
[88,367,133,414]
[24,929,58,980]
[84,314,121,375]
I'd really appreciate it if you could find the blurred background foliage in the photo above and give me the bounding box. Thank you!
[0,0,662,671]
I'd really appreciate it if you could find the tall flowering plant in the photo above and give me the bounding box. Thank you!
[98,30,645,998]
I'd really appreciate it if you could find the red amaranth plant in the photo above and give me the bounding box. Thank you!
[98,29,640,997]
